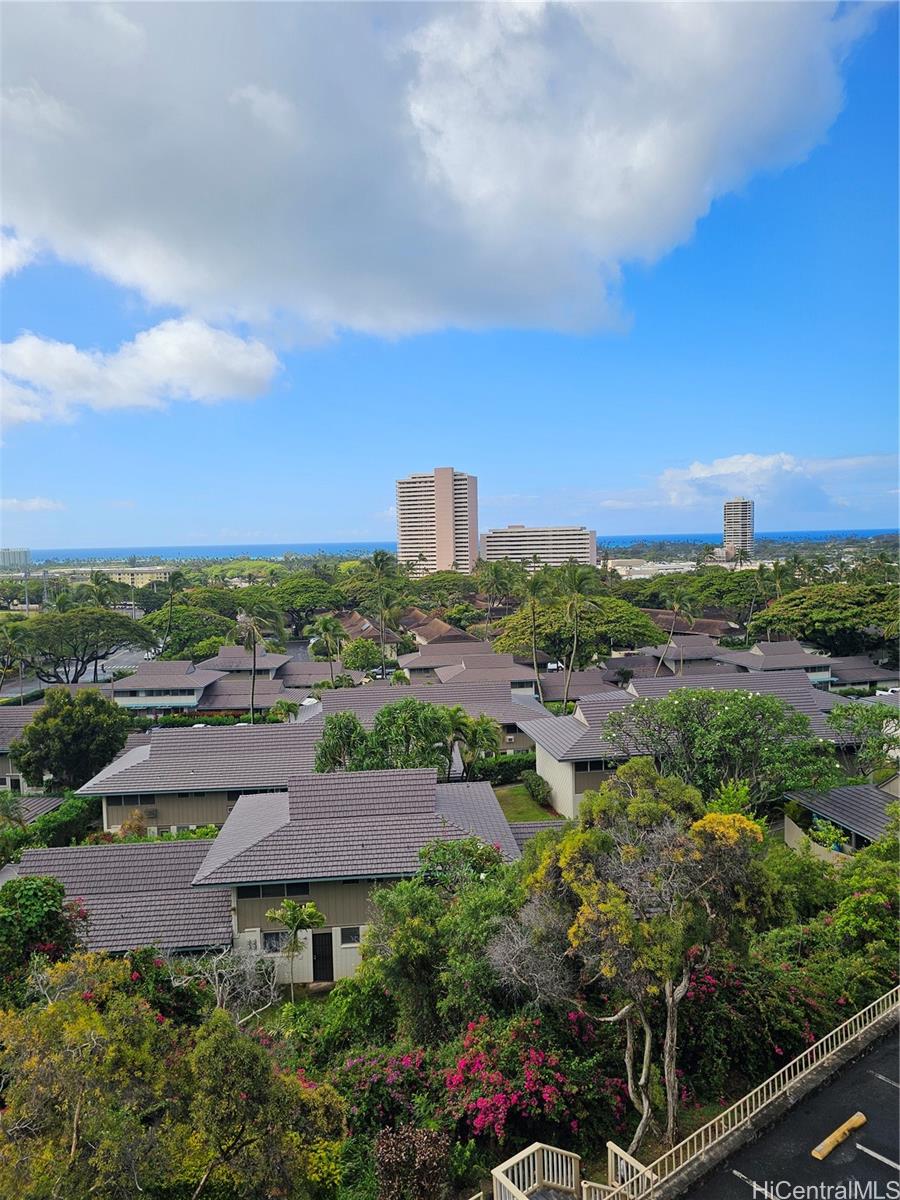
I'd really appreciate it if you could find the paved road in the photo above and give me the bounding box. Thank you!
[694,1031,899,1199]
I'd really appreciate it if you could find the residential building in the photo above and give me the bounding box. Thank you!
[518,691,635,818]
[0,548,30,570]
[77,721,324,831]
[784,782,894,856]
[637,610,740,640]
[396,467,478,575]
[0,704,44,792]
[479,525,597,569]
[276,660,366,688]
[398,641,547,684]
[723,497,754,556]
[335,610,402,650]
[827,657,899,692]
[539,669,617,703]
[197,646,293,678]
[21,768,522,980]
[107,567,172,587]
[310,680,548,753]
[714,640,833,685]
[106,661,227,712]
[397,607,481,647]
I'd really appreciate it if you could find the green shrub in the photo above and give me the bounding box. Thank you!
[469,752,536,785]
[521,770,552,807]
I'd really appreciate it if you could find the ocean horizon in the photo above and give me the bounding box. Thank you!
[26,528,898,563]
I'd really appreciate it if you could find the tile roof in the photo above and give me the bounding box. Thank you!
[435,661,537,684]
[193,768,520,885]
[197,678,310,710]
[319,681,547,727]
[639,635,722,662]
[337,611,401,643]
[519,691,636,761]
[785,784,893,843]
[639,610,738,638]
[21,793,69,824]
[827,657,898,685]
[539,671,618,702]
[0,703,44,749]
[18,841,232,952]
[509,820,568,851]
[114,664,226,691]
[715,650,832,672]
[77,720,324,796]
[276,661,366,686]
[196,647,293,671]
[398,607,480,645]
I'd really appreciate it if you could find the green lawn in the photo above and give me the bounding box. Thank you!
[494,783,559,823]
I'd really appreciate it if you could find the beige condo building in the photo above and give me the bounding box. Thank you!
[480,524,597,569]
[396,467,478,575]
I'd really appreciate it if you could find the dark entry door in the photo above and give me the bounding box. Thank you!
[312,931,334,982]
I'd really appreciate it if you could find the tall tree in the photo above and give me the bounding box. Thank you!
[355,551,400,677]
[516,568,552,703]
[233,599,285,725]
[476,559,514,640]
[10,690,132,790]
[654,583,694,677]
[557,561,601,708]
[16,609,155,683]
[303,614,346,684]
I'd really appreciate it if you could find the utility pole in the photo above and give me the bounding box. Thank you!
[42,570,49,607]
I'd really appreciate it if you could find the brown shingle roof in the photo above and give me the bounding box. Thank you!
[318,681,547,727]
[197,678,310,710]
[0,703,44,750]
[18,841,232,951]
[76,721,324,796]
[193,768,519,886]
[519,691,636,761]
[785,784,892,843]
[276,661,366,687]
[337,611,401,643]
[197,647,293,671]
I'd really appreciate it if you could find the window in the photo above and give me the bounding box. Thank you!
[263,931,288,953]
[285,882,310,896]
[236,885,261,899]
[261,883,287,898]
[340,927,360,946]
[237,883,310,900]
[575,759,614,774]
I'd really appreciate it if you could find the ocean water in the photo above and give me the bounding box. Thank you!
[28,529,898,563]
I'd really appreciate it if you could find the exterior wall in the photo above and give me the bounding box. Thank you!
[103,790,235,831]
[881,775,900,799]
[502,726,534,753]
[573,766,617,799]
[784,815,848,867]
[0,752,41,793]
[111,689,202,710]
[534,746,577,819]
[236,881,386,984]
[237,881,376,932]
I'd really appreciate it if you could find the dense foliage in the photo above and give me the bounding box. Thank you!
[10,690,132,790]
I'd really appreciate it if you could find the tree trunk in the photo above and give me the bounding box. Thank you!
[655,610,678,677]
[563,605,579,711]
[249,640,257,725]
[328,642,334,685]
[663,966,693,1146]
[627,1007,654,1155]
[531,602,544,704]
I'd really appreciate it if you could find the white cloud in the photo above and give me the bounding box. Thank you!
[0,318,279,425]
[1,496,65,512]
[0,231,37,279]
[0,2,877,336]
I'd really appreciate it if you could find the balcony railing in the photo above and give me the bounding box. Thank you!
[487,985,898,1200]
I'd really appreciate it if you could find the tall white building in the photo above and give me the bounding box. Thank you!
[723,498,755,556]
[0,548,30,570]
[396,468,478,575]
[480,525,597,569]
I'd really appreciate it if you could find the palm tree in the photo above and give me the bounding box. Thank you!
[357,551,399,678]
[263,899,325,1003]
[732,547,750,571]
[303,614,346,685]
[158,570,189,657]
[655,585,694,677]
[0,789,26,830]
[234,598,284,724]
[558,561,600,709]
[268,699,300,724]
[517,568,551,704]
[459,714,501,780]
[443,705,473,780]
[476,559,512,640]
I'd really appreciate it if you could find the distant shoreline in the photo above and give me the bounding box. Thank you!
[21,528,899,565]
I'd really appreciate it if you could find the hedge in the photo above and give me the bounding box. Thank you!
[470,752,536,786]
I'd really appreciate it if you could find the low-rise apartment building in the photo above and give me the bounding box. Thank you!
[77,721,324,832]
[480,525,597,568]
[18,768,522,983]
[0,704,45,792]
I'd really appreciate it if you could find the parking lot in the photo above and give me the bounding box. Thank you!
[695,1031,899,1199]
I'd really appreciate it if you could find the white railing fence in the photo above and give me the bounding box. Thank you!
[492,1142,581,1200]
[601,984,899,1200]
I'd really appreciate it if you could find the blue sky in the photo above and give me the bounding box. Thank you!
[1,2,897,550]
